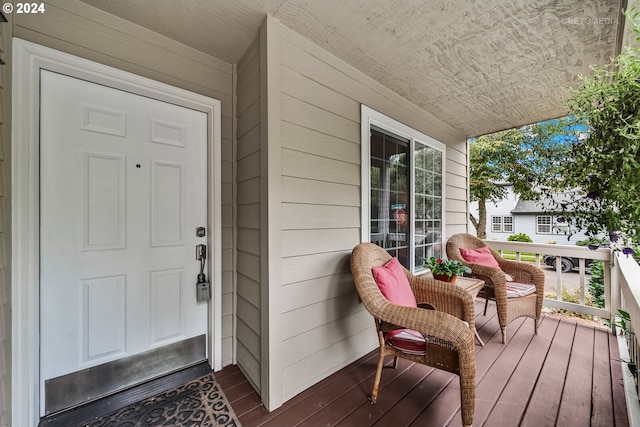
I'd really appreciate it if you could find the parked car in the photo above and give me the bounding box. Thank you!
[543,241,610,273]
[542,255,594,273]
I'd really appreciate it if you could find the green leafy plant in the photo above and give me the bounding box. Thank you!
[469,121,573,239]
[588,260,605,309]
[544,287,595,321]
[547,8,640,242]
[507,232,533,243]
[613,309,632,334]
[607,309,638,379]
[425,257,471,280]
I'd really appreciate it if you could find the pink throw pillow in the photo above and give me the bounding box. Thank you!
[371,257,417,307]
[459,246,500,269]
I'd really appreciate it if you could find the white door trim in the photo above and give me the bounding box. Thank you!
[11,38,223,426]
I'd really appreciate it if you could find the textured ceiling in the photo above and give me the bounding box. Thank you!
[82,0,625,137]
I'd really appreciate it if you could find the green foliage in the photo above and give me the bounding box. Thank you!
[606,309,633,334]
[614,309,632,333]
[588,260,605,308]
[469,120,574,238]
[424,257,471,279]
[507,232,533,243]
[561,286,593,307]
[576,237,607,247]
[544,287,595,320]
[550,9,640,241]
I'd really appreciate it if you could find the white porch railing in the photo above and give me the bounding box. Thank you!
[617,253,640,424]
[484,241,614,320]
[484,240,640,425]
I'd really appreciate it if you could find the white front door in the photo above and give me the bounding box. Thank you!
[39,70,210,415]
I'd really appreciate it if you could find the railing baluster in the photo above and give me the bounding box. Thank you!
[578,258,586,306]
[482,240,613,320]
[555,255,562,301]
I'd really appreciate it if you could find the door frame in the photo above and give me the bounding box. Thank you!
[11,38,223,425]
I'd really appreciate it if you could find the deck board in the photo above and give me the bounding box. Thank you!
[334,361,433,427]
[482,315,560,426]
[556,324,595,426]
[299,358,416,426]
[371,367,447,427]
[592,328,615,427]
[222,301,629,427]
[520,318,576,427]
[611,333,631,427]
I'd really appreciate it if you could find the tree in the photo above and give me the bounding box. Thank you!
[469,119,575,238]
[546,8,640,243]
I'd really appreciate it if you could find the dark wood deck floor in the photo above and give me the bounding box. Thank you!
[218,300,629,427]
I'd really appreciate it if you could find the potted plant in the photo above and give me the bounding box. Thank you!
[425,257,471,283]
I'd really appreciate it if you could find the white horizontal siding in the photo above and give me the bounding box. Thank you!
[282,121,360,164]
[281,177,360,207]
[275,18,468,405]
[281,272,356,313]
[281,251,352,284]
[235,36,262,391]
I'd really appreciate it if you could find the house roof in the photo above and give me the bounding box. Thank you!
[511,200,549,214]
[80,0,629,137]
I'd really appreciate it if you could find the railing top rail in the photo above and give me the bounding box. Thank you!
[480,240,611,261]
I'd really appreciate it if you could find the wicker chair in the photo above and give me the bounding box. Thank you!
[446,233,545,344]
[350,242,476,427]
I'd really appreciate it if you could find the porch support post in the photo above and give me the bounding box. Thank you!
[259,14,283,411]
[607,254,619,335]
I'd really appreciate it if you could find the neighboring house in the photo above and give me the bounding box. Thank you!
[469,184,589,244]
[0,2,624,426]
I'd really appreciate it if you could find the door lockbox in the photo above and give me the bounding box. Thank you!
[196,273,211,302]
[195,244,210,302]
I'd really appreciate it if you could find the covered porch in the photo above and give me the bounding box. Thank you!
[224,299,628,426]
[4,1,639,426]
[222,238,639,426]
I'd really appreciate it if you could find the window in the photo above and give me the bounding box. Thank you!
[492,215,513,233]
[503,216,513,232]
[362,106,445,273]
[552,217,570,235]
[537,215,552,234]
[537,215,570,234]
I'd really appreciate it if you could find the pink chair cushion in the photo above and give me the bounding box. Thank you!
[371,257,417,308]
[459,246,500,269]
[385,329,426,355]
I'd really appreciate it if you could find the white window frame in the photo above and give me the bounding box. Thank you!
[503,216,514,232]
[491,216,503,232]
[537,215,552,234]
[492,215,513,233]
[361,105,446,273]
[552,216,570,235]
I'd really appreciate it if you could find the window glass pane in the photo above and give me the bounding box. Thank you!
[414,141,443,271]
[370,128,410,268]
[503,216,514,232]
[433,198,442,220]
[537,216,552,234]
[367,121,444,273]
[492,216,502,232]
[553,216,570,235]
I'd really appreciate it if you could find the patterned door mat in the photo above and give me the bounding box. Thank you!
[82,373,242,427]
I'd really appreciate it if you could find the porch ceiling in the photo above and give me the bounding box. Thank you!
[81,0,625,137]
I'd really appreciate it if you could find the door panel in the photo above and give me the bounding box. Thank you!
[39,70,209,414]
